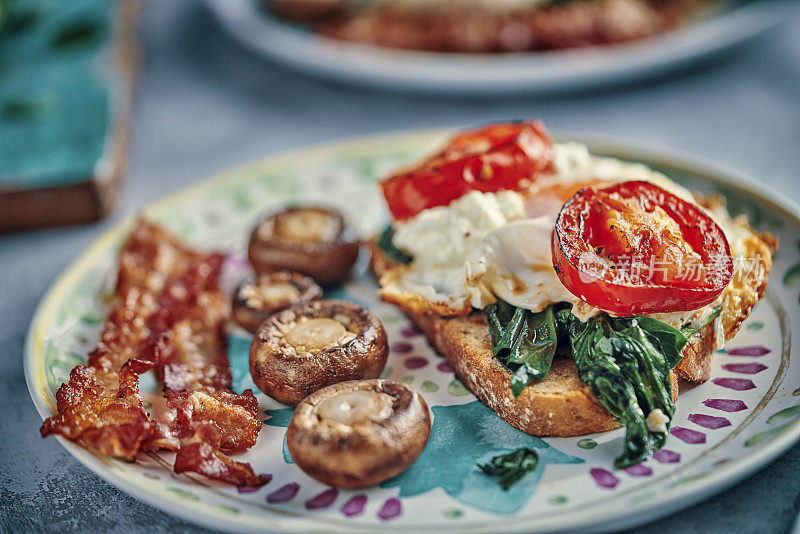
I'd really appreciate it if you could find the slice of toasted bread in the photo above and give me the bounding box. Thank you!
[368,237,702,437]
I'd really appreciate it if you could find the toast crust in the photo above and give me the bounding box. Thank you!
[369,237,688,437]
[674,313,717,383]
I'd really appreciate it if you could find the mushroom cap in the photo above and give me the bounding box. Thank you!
[286,379,431,489]
[249,299,388,405]
[247,206,360,286]
[232,271,322,333]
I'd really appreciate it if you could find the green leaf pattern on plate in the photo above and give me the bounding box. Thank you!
[745,405,800,447]
[167,488,200,501]
[447,378,470,396]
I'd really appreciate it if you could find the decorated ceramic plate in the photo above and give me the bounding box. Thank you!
[203,0,795,94]
[25,129,800,533]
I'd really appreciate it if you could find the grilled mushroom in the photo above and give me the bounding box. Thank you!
[286,379,431,488]
[248,206,359,285]
[249,299,388,405]
[233,271,322,333]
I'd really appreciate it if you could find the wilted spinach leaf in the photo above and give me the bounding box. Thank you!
[377,225,412,265]
[478,447,538,490]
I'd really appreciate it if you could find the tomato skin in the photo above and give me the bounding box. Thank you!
[552,180,733,315]
[380,121,554,221]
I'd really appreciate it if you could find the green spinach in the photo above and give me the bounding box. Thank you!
[486,301,557,396]
[561,313,688,468]
[377,225,413,265]
[681,305,723,339]
[478,447,538,490]
[487,301,699,468]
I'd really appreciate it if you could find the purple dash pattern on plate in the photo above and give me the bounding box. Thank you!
[726,346,771,357]
[436,361,453,373]
[404,356,429,369]
[341,494,368,517]
[401,325,422,338]
[721,363,768,375]
[306,488,339,509]
[670,426,707,444]
[712,377,757,391]
[377,497,403,521]
[703,399,748,412]
[653,449,681,463]
[267,483,300,503]
[392,342,414,354]
[237,473,272,493]
[688,413,732,429]
[590,468,620,489]
[624,464,653,477]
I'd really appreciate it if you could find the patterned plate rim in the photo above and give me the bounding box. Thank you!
[24,128,800,533]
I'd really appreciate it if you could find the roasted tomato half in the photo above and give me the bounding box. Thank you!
[552,180,732,315]
[380,121,554,221]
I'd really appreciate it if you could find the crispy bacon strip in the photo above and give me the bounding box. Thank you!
[87,221,213,374]
[149,389,262,453]
[41,220,265,487]
[142,251,233,394]
[40,364,151,461]
[116,221,210,296]
[174,439,267,487]
[151,389,266,487]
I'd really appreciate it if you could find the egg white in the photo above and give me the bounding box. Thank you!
[386,142,752,333]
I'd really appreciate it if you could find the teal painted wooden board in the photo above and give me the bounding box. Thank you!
[0,0,136,231]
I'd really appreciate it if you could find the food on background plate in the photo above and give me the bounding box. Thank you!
[248,205,360,285]
[286,379,431,488]
[372,120,776,468]
[271,0,348,20]
[233,271,323,332]
[266,0,716,53]
[249,299,389,405]
[40,221,267,487]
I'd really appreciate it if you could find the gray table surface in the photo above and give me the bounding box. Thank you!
[2,0,800,532]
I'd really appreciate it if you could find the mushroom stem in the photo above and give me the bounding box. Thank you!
[316,390,395,425]
[283,318,356,354]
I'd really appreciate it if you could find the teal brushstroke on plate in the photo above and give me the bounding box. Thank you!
[267,400,584,514]
[227,334,258,394]
[264,407,295,464]
[381,401,584,515]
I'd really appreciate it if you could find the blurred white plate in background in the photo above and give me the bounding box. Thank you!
[203,0,796,94]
